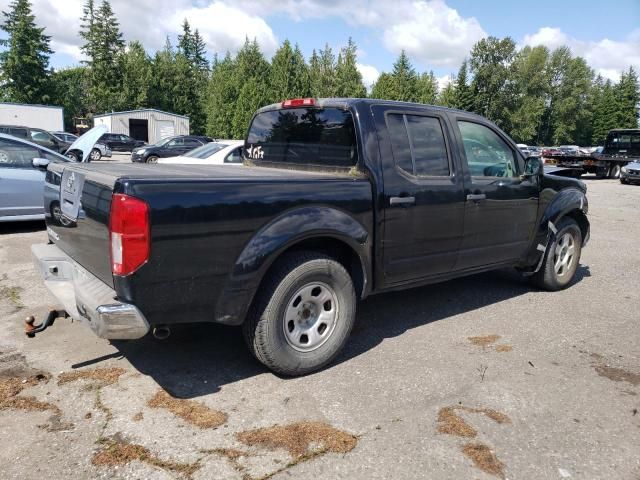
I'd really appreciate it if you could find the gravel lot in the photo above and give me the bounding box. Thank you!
[1,178,638,480]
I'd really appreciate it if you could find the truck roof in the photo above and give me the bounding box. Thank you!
[256,98,485,120]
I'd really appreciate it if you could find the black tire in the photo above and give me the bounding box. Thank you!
[242,251,356,376]
[90,148,102,161]
[146,155,158,163]
[66,151,80,162]
[532,217,582,291]
[620,178,628,185]
[608,163,621,179]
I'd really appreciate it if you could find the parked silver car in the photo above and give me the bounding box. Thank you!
[0,126,106,222]
[52,131,112,161]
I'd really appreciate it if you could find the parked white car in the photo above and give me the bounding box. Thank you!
[157,140,244,165]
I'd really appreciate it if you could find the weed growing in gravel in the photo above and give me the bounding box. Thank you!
[462,442,505,477]
[58,367,126,386]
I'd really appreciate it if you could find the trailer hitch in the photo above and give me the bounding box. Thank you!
[25,309,68,338]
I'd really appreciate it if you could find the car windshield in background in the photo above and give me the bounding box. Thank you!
[184,142,227,159]
[246,107,357,167]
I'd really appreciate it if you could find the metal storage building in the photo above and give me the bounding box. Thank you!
[0,102,64,131]
[93,109,189,144]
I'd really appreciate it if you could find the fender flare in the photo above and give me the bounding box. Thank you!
[214,206,371,325]
[523,187,589,274]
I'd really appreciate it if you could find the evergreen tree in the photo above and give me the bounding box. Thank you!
[192,29,209,71]
[231,38,270,138]
[172,51,206,134]
[417,71,438,104]
[117,41,152,110]
[309,44,337,97]
[452,59,473,111]
[268,40,310,102]
[177,19,194,60]
[149,37,177,113]
[79,0,125,112]
[437,79,456,107]
[0,0,53,103]
[206,52,236,138]
[616,67,639,128]
[389,51,419,102]
[334,38,366,97]
[591,79,620,144]
[369,72,394,99]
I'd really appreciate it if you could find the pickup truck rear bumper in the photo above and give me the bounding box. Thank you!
[31,243,149,340]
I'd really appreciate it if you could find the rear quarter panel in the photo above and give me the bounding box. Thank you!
[115,177,373,326]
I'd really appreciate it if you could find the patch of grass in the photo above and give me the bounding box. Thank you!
[93,437,200,478]
[236,421,357,459]
[437,406,510,438]
[147,390,227,429]
[468,335,501,348]
[58,367,126,387]
[462,442,505,478]
[495,345,513,352]
[0,373,59,414]
[0,285,24,311]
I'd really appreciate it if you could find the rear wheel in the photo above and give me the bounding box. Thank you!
[532,217,582,291]
[243,252,356,376]
[608,163,621,179]
[146,155,158,163]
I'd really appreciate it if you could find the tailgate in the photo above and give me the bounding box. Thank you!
[47,162,116,287]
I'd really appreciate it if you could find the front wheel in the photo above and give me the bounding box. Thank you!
[90,148,102,161]
[532,217,582,291]
[146,155,158,163]
[243,252,356,376]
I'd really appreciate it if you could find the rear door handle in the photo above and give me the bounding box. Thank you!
[390,196,415,206]
[466,194,486,202]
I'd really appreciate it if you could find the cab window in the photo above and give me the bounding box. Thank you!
[458,121,517,178]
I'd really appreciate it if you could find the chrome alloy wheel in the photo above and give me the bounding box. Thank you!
[553,232,576,278]
[90,149,101,161]
[283,282,339,352]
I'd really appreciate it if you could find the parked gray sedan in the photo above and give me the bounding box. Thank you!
[0,126,106,222]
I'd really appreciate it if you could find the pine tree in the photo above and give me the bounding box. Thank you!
[268,40,310,102]
[335,38,366,98]
[192,29,209,71]
[437,79,456,107]
[206,52,236,138]
[453,60,474,111]
[616,67,639,128]
[118,41,152,110]
[592,79,620,144]
[417,71,438,104]
[79,0,125,112]
[0,0,53,103]
[149,37,177,113]
[309,44,336,97]
[178,19,194,60]
[389,51,419,102]
[369,72,393,99]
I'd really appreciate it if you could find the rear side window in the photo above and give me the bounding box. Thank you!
[387,113,450,177]
[246,107,356,167]
[0,138,39,168]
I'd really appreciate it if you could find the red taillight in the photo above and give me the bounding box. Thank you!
[109,194,149,276]
[281,98,315,108]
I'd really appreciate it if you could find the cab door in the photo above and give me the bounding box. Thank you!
[373,105,466,286]
[452,118,540,270]
[0,137,46,218]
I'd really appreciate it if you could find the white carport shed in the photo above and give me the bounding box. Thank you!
[93,109,189,144]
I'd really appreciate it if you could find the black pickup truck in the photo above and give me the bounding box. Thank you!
[31,98,590,375]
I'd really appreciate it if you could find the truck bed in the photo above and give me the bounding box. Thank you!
[46,162,373,326]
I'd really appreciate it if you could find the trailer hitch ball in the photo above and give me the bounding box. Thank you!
[24,309,67,338]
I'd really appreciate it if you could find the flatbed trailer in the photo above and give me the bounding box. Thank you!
[544,129,640,179]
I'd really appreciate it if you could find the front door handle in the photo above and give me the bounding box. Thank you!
[390,196,416,206]
[466,193,486,202]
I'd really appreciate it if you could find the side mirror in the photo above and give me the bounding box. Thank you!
[523,156,543,178]
[32,157,50,169]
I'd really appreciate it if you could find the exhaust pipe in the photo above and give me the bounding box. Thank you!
[152,325,171,340]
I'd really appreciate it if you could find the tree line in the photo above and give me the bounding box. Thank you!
[1,0,638,145]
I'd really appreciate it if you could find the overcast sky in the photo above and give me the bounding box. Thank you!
[1,0,639,89]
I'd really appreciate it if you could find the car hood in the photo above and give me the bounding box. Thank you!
[624,161,640,169]
[66,125,108,162]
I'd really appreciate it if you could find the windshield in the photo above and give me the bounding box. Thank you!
[184,142,228,159]
[246,107,357,167]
